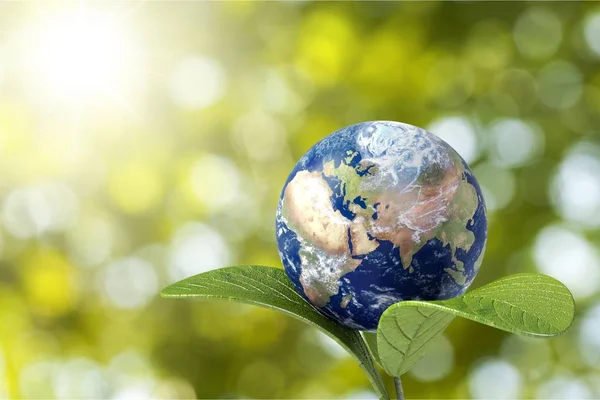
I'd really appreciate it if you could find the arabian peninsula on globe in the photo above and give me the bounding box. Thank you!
[276,121,488,331]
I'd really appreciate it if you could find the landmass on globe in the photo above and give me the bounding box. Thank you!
[276,121,487,331]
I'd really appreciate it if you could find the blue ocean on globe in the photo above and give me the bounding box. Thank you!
[276,121,487,331]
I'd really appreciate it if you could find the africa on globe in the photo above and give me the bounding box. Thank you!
[276,121,487,331]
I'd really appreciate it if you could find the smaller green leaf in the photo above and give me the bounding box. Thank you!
[377,273,575,377]
[161,266,389,400]
[377,306,454,377]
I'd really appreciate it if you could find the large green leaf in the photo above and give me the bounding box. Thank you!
[362,331,381,366]
[161,265,389,400]
[377,273,575,377]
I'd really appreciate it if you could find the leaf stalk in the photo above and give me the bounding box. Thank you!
[394,376,404,400]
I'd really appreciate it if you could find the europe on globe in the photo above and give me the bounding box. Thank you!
[276,121,487,331]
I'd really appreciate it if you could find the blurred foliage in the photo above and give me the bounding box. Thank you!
[0,1,600,399]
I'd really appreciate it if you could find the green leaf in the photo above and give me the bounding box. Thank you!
[161,265,390,400]
[436,273,575,336]
[377,273,575,377]
[377,305,455,377]
[362,331,381,366]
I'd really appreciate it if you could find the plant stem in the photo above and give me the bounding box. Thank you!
[393,376,405,400]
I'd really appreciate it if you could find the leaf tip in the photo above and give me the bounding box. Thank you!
[159,285,178,298]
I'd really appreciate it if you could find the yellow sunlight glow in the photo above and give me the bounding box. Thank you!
[23,8,142,104]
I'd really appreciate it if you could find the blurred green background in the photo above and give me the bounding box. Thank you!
[0,1,600,399]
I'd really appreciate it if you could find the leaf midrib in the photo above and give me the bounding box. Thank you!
[465,294,564,332]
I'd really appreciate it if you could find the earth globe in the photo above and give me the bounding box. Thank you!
[276,121,487,331]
